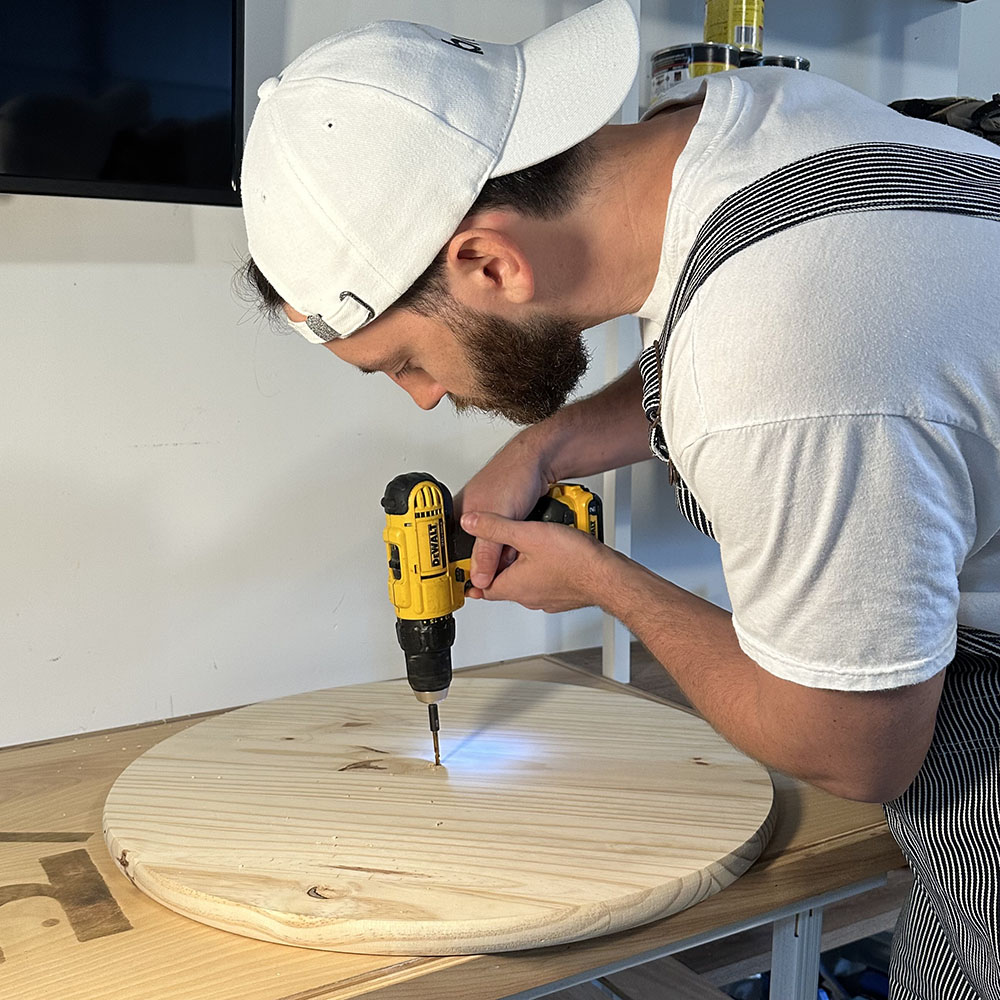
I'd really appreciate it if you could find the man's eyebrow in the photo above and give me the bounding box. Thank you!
[357,352,406,375]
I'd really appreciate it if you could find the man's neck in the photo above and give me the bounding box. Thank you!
[458,101,704,330]
[508,101,702,328]
[575,102,703,323]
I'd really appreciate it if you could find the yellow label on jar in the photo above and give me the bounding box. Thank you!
[691,61,730,77]
[704,0,764,52]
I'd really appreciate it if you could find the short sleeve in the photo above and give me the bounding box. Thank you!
[683,414,976,690]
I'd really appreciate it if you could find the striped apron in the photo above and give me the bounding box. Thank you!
[638,142,1000,997]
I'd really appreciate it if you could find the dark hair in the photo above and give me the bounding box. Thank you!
[234,138,595,322]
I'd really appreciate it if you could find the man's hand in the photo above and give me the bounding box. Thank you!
[455,361,653,590]
[455,437,555,590]
[460,511,611,611]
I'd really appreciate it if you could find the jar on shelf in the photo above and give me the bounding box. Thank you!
[761,54,810,70]
[703,0,764,60]
[649,42,741,104]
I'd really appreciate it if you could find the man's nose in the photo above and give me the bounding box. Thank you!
[402,373,447,410]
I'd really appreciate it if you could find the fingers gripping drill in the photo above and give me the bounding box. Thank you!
[381,473,603,765]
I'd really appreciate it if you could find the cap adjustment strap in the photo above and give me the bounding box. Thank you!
[298,291,376,343]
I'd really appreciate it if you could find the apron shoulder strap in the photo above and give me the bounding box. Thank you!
[642,141,1000,538]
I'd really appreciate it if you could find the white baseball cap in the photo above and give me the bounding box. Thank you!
[240,0,639,343]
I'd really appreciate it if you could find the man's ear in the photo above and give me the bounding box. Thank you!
[444,227,535,308]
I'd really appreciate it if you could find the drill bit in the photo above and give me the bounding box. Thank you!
[428,702,441,766]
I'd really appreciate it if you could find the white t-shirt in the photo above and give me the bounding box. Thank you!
[638,69,1000,692]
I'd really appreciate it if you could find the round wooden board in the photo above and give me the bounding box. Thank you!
[103,678,774,955]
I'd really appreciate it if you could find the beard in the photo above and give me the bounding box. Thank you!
[444,304,591,425]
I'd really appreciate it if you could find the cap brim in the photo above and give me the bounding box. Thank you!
[496,0,639,176]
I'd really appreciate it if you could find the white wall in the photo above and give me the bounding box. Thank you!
[958,0,1000,101]
[1,0,988,746]
[0,3,616,750]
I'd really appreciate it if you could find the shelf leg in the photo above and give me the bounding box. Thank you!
[770,905,824,999]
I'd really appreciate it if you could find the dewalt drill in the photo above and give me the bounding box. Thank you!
[381,472,603,764]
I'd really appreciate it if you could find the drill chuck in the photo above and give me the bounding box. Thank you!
[395,615,454,703]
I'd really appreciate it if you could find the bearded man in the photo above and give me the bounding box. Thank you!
[238,3,1000,996]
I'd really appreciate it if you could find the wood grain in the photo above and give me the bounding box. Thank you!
[1,656,904,1000]
[103,678,774,955]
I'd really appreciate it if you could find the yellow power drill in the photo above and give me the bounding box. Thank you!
[381,472,603,764]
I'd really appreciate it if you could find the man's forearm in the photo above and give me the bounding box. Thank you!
[520,362,653,483]
[598,554,770,768]
[593,549,942,802]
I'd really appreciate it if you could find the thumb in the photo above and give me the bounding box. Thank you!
[462,512,519,589]
[460,511,523,547]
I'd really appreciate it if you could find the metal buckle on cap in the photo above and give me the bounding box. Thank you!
[285,292,376,344]
[307,292,375,340]
[337,291,375,331]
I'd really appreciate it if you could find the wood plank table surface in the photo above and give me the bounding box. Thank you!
[0,655,906,1000]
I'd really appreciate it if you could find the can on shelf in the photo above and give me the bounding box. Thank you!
[761,54,810,71]
[649,42,741,103]
[703,0,764,58]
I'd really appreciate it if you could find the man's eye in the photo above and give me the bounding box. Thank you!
[392,363,413,380]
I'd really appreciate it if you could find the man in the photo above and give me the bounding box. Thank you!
[238,2,1000,995]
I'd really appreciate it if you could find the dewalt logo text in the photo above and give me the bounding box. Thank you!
[427,521,443,568]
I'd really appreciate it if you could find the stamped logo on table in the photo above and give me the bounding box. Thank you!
[0,832,131,962]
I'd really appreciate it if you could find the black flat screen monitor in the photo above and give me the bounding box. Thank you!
[0,0,244,205]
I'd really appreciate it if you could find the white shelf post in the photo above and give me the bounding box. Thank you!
[601,0,641,685]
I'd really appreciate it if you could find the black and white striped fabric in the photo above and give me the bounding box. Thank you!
[637,141,1000,994]
[884,626,1000,999]
[639,141,1000,539]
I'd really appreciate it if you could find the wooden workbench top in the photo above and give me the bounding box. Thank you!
[0,656,905,1000]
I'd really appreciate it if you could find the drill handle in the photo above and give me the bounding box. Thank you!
[446,490,572,569]
[528,494,577,526]
[447,511,475,564]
